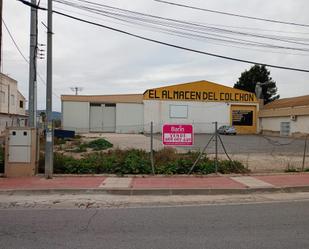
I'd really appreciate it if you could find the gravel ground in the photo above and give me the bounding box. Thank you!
[80,133,308,172]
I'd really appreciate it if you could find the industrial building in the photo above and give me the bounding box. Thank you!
[259,95,309,137]
[62,80,259,134]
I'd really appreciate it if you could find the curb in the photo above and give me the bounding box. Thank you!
[35,172,309,178]
[1,186,309,196]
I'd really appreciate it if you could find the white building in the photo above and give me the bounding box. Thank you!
[0,73,27,134]
[259,95,309,137]
[62,80,259,134]
[62,94,144,133]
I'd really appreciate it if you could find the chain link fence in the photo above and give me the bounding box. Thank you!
[53,121,309,173]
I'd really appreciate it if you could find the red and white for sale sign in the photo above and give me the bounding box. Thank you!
[162,124,193,146]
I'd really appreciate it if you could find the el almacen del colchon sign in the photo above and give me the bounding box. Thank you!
[143,81,257,103]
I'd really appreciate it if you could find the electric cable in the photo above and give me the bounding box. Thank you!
[50,4,309,56]
[154,0,309,28]
[18,0,309,72]
[2,19,29,63]
[55,0,309,48]
[2,18,61,99]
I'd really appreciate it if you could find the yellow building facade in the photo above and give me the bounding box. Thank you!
[143,81,258,134]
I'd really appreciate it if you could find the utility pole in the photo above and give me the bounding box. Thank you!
[45,0,53,179]
[214,121,218,174]
[28,0,37,127]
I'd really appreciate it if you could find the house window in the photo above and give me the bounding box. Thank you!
[0,91,5,103]
[11,94,15,105]
[169,105,188,119]
[19,100,24,108]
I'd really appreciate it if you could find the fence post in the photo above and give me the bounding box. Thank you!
[214,121,218,174]
[150,121,155,175]
[302,135,308,172]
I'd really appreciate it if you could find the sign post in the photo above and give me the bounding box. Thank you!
[162,124,193,146]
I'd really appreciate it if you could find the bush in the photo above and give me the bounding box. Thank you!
[45,148,247,175]
[70,143,88,153]
[87,139,113,151]
[218,160,249,174]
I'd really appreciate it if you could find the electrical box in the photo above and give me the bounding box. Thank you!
[4,127,38,177]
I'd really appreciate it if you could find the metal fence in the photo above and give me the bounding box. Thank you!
[52,121,309,173]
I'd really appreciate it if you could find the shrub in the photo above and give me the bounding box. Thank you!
[196,160,216,174]
[44,148,247,175]
[122,149,152,174]
[154,147,178,166]
[70,143,87,153]
[87,139,113,151]
[218,160,249,174]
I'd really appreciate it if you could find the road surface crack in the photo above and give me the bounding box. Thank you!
[82,210,99,231]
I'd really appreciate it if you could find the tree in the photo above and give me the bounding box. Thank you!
[234,65,279,104]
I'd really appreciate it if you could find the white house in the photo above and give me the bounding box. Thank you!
[0,73,27,134]
[259,95,309,137]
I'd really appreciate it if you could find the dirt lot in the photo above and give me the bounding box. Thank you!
[81,133,308,173]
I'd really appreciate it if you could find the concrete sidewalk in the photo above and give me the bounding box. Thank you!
[0,174,309,195]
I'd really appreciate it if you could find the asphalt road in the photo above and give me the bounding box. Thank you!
[0,201,309,249]
[155,134,306,154]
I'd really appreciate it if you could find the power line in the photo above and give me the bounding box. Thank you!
[154,0,309,28]
[62,0,309,37]
[28,0,309,52]
[2,19,29,63]
[51,4,309,56]
[18,0,309,72]
[56,0,309,49]
[49,1,309,57]
[50,0,309,60]
[2,18,61,99]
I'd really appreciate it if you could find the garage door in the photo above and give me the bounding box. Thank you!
[90,103,116,132]
[103,104,116,132]
[90,104,103,132]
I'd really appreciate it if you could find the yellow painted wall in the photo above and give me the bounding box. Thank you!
[143,80,258,103]
[230,105,257,134]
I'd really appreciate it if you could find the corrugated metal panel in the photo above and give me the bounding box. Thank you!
[90,105,103,132]
[62,101,90,132]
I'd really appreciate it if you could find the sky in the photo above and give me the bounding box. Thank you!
[3,0,309,111]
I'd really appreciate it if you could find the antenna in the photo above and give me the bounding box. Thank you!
[70,86,83,95]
